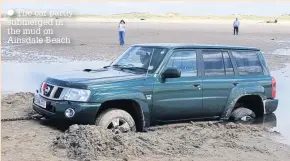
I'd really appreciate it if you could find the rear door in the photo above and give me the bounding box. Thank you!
[152,49,203,121]
[201,49,236,117]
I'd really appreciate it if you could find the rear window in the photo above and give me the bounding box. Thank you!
[232,50,263,75]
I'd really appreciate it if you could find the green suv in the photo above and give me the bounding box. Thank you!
[33,43,278,132]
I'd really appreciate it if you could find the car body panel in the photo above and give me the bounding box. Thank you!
[152,75,203,121]
[221,80,267,119]
[32,96,102,124]
[202,76,236,117]
[45,68,146,88]
[88,77,154,127]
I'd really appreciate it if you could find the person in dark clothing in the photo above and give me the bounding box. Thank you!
[233,18,240,35]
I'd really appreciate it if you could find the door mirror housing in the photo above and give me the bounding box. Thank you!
[161,68,181,80]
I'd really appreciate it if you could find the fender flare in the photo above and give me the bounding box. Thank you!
[221,84,266,119]
[96,91,150,131]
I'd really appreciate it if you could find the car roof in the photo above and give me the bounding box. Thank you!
[132,43,260,51]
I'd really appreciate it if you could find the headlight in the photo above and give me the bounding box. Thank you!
[63,88,91,102]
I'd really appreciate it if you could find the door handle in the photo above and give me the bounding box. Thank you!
[193,84,201,90]
[193,84,200,87]
[233,82,239,86]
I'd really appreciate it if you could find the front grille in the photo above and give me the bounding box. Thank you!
[40,82,65,100]
[53,88,63,98]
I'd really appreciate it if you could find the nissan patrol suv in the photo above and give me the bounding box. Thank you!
[33,43,278,133]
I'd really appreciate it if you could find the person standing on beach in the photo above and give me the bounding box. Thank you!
[118,20,126,46]
[233,18,240,35]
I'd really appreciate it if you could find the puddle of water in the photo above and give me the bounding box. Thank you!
[272,48,290,56]
[1,41,72,63]
[1,61,110,94]
[271,64,290,145]
[275,40,290,43]
[2,47,69,63]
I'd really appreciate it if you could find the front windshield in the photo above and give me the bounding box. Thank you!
[111,46,168,73]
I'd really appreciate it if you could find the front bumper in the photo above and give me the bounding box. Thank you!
[264,99,278,114]
[32,95,101,124]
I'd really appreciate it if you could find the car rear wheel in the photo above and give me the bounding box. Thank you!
[95,108,136,133]
[230,107,256,122]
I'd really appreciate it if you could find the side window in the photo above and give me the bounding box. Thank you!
[232,51,263,75]
[222,52,234,75]
[166,50,197,77]
[202,50,225,76]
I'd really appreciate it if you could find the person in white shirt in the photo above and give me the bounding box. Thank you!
[118,20,126,45]
[233,18,240,35]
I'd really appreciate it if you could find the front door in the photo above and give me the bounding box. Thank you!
[201,50,236,117]
[152,49,203,121]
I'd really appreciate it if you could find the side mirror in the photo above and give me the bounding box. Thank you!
[161,68,181,80]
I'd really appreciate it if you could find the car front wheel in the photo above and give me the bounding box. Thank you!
[95,108,136,133]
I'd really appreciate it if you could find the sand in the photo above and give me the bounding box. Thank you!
[52,123,290,161]
[1,20,290,161]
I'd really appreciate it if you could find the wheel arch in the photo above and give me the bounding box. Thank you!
[221,84,266,119]
[96,98,150,132]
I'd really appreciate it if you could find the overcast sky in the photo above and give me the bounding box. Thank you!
[2,1,290,16]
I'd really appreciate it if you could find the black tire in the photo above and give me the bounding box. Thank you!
[95,108,136,133]
[230,107,256,121]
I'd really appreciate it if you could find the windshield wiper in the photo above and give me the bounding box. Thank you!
[83,69,92,72]
[120,67,148,72]
[103,64,123,69]
[109,64,148,72]
[112,64,124,67]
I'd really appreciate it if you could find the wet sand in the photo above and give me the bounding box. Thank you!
[2,21,290,161]
[2,21,290,69]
